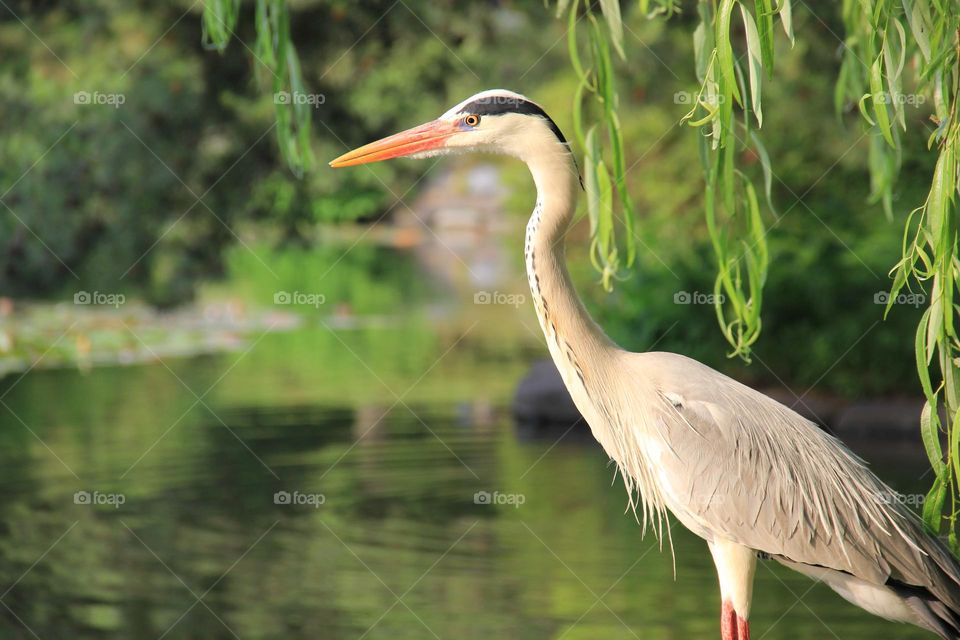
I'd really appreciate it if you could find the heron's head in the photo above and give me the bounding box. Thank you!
[329,89,572,168]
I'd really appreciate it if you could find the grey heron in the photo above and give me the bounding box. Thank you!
[330,89,960,639]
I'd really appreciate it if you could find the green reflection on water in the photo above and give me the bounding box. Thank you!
[0,243,933,639]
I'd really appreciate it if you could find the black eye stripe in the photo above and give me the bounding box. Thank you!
[458,97,569,146]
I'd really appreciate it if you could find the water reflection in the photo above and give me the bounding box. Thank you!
[0,365,934,639]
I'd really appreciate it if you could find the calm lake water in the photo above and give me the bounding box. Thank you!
[0,241,936,639]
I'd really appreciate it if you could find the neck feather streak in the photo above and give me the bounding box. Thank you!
[523,152,613,360]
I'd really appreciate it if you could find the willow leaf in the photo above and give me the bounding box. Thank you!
[597,158,614,244]
[870,57,896,148]
[749,131,778,216]
[921,400,945,475]
[902,0,931,62]
[693,21,709,81]
[598,0,626,60]
[567,0,587,83]
[740,4,764,128]
[716,0,743,107]
[202,0,240,50]
[777,0,794,46]
[745,177,769,271]
[694,1,715,82]
[928,145,955,243]
[923,472,946,534]
[572,79,587,150]
[883,19,907,131]
[917,307,936,399]
[928,291,942,364]
[584,127,601,237]
[754,0,775,75]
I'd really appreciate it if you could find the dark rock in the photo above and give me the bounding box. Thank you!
[513,359,582,426]
[834,400,925,440]
[513,361,929,444]
[759,388,842,429]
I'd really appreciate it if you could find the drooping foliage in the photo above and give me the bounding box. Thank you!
[203,0,315,175]
[561,0,784,360]
[559,0,960,547]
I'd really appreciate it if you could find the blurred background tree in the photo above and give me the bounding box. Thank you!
[0,1,938,396]
[0,0,563,306]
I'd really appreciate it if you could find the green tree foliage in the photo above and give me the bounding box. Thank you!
[0,1,558,305]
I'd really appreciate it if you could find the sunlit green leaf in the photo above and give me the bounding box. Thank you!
[716,0,743,107]
[754,0,775,75]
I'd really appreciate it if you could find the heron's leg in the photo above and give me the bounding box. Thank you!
[709,539,756,640]
[721,600,741,640]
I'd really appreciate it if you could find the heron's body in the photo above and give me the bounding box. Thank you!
[331,89,960,639]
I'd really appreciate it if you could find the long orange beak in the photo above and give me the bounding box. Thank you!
[329,119,457,168]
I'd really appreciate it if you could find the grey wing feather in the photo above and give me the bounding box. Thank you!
[637,351,960,611]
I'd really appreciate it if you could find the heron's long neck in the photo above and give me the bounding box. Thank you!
[524,151,617,370]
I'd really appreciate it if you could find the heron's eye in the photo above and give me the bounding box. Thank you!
[464,114,480,127]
